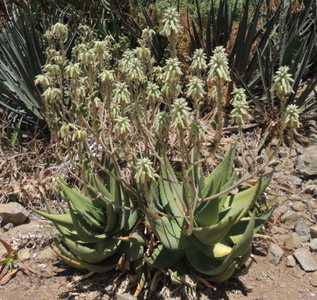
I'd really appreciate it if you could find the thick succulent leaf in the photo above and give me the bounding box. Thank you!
[151,215,185,251]
[146,244,184,270]
[186,214,255,276]
[61,237,120,264]
[195,147,235,227]
[229,208,273,244]
[60,182,105,229]
[35,211,72,227]
[193,175,271,245]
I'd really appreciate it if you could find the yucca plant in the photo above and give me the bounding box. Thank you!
[144,147,272,282]
[36,164,143,273]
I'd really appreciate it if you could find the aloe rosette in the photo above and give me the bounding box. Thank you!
[145,147,272,282]
[36,165,143,273]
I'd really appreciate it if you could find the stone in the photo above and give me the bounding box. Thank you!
[268,243,284,265]
[36,247,56,262]
[284,233,302,250]
[310,239,317,252]
[311,225,317,239]
[295,219,311,242]
[3,223,14,231]
[0,202,29,226]
[291,201,306,212]
[18,248,31,261]
[281,211,302,227]
[296,145,317,177]
[116,294,137,300]
[286,255,296,267]
[304,180,317,198]
[294,248,317,272]
[311,272,317,287]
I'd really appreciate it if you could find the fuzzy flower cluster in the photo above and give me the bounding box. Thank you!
[273,66,294,100]
[231,88,250,125]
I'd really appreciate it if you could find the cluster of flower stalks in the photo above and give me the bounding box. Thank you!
[34,8,297,293]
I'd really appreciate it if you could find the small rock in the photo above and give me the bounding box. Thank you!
[0,203,29,226]
[291,201,306,212]
[304,180,317,198]
[286,255,296,267]
[296,145,317,177]
[116,294,137,300]
[295,219,311,242]
[18,248,31,261]
[268,243,284,265]
[36,247,56,262]
[284,233,302,250]
[311,272,317,287]
[294,248,317,272]
[3,223,14,231]
[311,225,317,239]
[281,211,302,227]
[310,239,317,252]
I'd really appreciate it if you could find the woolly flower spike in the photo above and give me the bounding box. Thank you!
[65,63,81,80]
[155,112,168,131]
[113,82,131,104]
[171,98,191,129]
[146,82,162,103]
[231,88,250,125]
[139,28,156,47]
[135,158,156,184]
[162,58,183,84]
[51,23,68,42]
[114,116,130,135]
[187,76,206,102]
[160,8,182,38]
[190,49,208,73]
[208,46,231,82]
[273,66,294,100]
[119,50,145,82]
[285,104,301,129]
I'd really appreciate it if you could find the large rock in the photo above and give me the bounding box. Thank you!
[0,202,29,226]
[284,233,302,250]
[296,145,317,178]
[294,248,317,272]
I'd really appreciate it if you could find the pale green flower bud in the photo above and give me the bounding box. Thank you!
[190,49,208,73]
[113,82,131,104]
[119,50,145,83]
[146,82,162,103]
[65,63,81,80]
[114,116,130,135]
[134,157,156,184]
[42,87,62,103]
[44,64,61,78]
[51,23,68,42]
[171,98,191,129]
[273,66,294,100]
[72,129,87,143]
[78,49,95,66]
[160,8,182,38]
[230,88,250,125]
[186,76,206,102]
[285,104,301,129]
[99,70,115,84]
[35,74,50,88]
[208,46,231,82]
[155,111,168,131]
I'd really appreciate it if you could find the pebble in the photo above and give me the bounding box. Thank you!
[295,219,311,242]
[268,243,284,265]
[286,255,296,267]
[310,239,317,252]
[116,294,138,300]
[310,225,317,239]
[294,248,317,272]
[281,211,303,227]
[18,248,31,261]
[311,272,317,287]
[284,233,302,250]
[0,202,29,226]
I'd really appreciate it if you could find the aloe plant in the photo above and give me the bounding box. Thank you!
[36,165,143,273]
[145,147,272,282]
